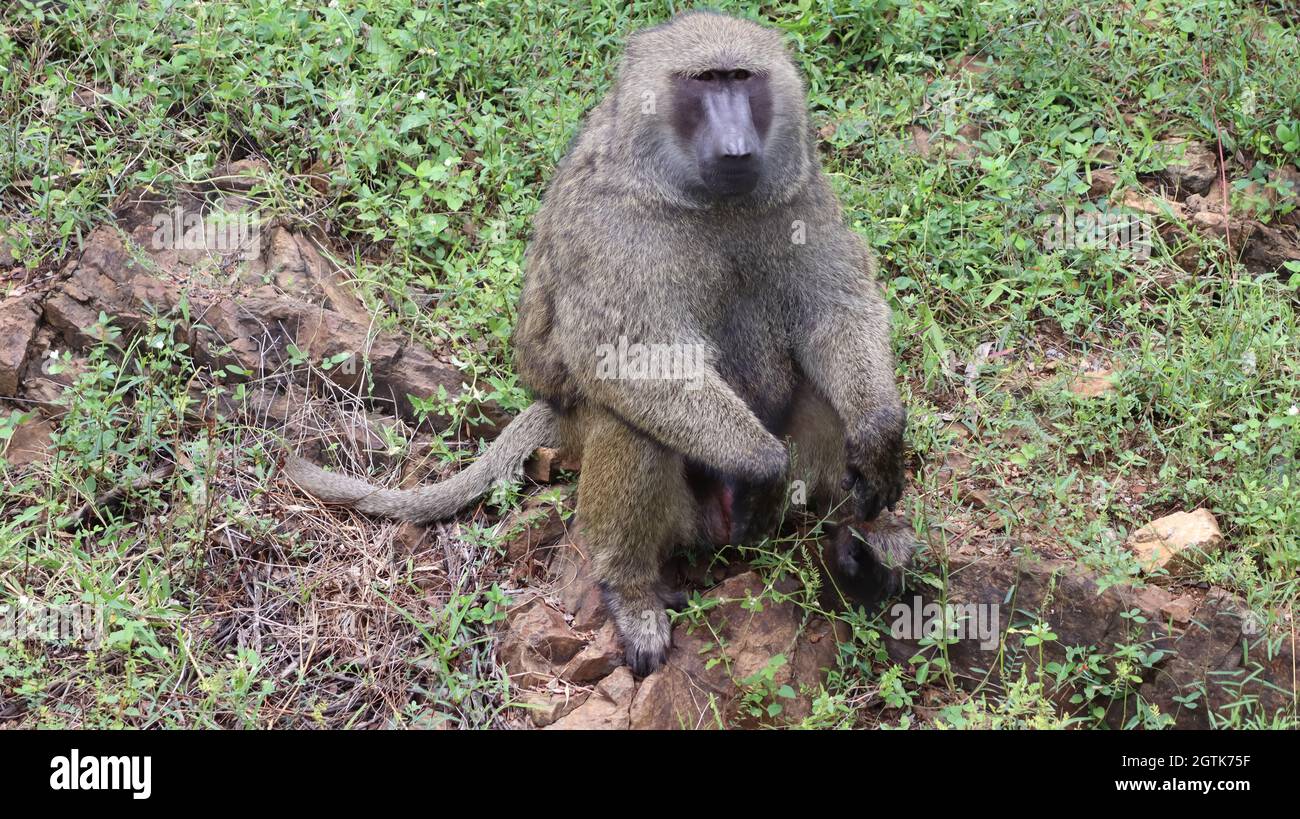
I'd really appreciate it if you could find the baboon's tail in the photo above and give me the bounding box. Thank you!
[283,402,559,522]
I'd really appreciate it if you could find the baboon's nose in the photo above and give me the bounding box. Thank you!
[721,134,754,159]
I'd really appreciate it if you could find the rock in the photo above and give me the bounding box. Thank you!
[1188,208,1236,238]
[548,539,596,615]
[883,559,1180,676]
[562,621,624,684]
[882,555,1167,724]
[1125,509,1224,574]
[1121,190,1185,219]
[1155,138,1219,197]
[1183,187,1227,215]
[393,521,431,554]
[1,413,53,466]
[18,328,88,414]
[946,54,996,76]
[1068,368,1117,397]
[879,551,1295,727]
[628,572,839,729]
[501,501,568,563]
[515,689,589,728]
[1088,168,1119,199]
[546,667,636,730]
[910,126,933,159]
[250,227,369,321]
[39,203,499,428]
[950,123,982,159]
[498,598,588,690]
[909,123,981,161]
[1139,590,1295,729]
[1268,165,1300,229]
[882,555,1176,696]
[504,598,586,664]
[0,295,41,395]
[1241,221,1300,272]
[209,158,269,192]
[43,225,177,348]
[1160,594,1198,624]
[524,446,561,483]
[569,583,608,632]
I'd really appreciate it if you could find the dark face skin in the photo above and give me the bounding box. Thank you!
[670,69,773,198]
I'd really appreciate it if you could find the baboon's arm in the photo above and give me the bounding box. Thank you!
[795,270,906,518]
[797,286,900,420]
[583,361,788,482]
[555,296,787,482]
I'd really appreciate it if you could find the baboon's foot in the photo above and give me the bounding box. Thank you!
[601,585,682,677]
[828,514,917,607]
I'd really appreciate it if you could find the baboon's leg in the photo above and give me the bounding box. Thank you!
[784,387,848,514]
[784,387,915,605]
[577,409,694,676]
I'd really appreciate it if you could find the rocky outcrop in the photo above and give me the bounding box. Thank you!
[500,515,1295,729]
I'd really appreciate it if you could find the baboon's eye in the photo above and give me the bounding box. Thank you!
[694,71,717,82]
[732,69,751,81]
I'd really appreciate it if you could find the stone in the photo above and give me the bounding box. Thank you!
[516,689,588,728]
[1088,168,1119,199]
[548,539,597,615]
[881,554,1179,721]
[1242,221,1300,272]
[506,598,586,663]
[209,158,269,192]
[546,667,635,730]
[39,205,501,429]
[877,552,1295,728]
[628,572,839,729]
[1268,165,1300,229]
[501,502,568,563]
[1068,368,1117,397]
[909,123,981,161]
[1139,590,1295,729]
[562,621,624,684]
[1126,509,1224,573]
[0,295,41,395]
[524,447,561,483]
[2,413,53,466]
[18,328,88,414]
[1160,594,1198,624]
[569,583,609,632]
[498,598,587,690]
[1155,138,1219,197]
[252,227,368,321]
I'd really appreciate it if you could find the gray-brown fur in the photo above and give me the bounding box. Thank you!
[287,12,915,676]
[283,402,558,522]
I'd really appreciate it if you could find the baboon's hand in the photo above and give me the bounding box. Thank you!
[744,433,791,484]
[829,515,917,607]
[842,405,906,521]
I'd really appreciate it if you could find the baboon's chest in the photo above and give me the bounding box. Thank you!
[698,244,798,430]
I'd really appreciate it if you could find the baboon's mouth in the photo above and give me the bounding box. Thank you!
[703,167,760,196]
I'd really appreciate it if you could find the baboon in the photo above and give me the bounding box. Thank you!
[286,11,915,676]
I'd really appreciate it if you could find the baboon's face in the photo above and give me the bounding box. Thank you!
[670,68,773,198]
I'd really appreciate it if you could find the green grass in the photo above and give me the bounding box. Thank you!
[1,0,1297,728]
